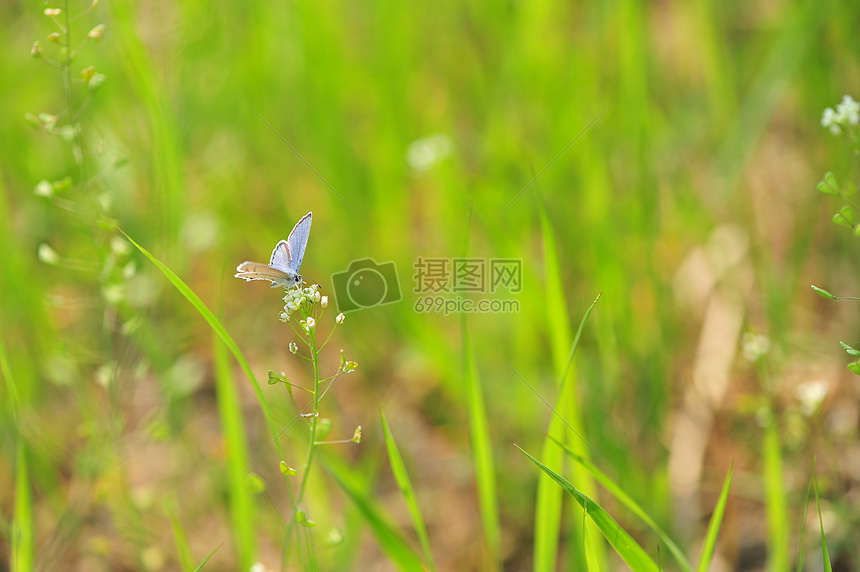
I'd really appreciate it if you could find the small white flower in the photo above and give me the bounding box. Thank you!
[44,8,62,16]
[320,295,329,308]
[837,95,860,125]
[335,313,345,324]
[796,380,828,416]
[342,360,357,373]
[34,180,53,197]
[314,291,321,303]
[38,243,60,265]
[289,341,298,354]
[110,236,131,256]
[407,133,453,173]
[821,107,837,127]
[741,332,771,362]
[822,108,841,135]
[279,311,291,322]
[305,317,316,330]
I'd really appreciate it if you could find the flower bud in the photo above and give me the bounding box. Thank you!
[305,317,316,330]
[38,243,60,265]
[38,113,58,132]
[87,73,106,93]
[31,41,43,59]
[320,295,328,308]
[289,341,298,354]
[87,24,105,40]
[335,313,345,324]
[34,180,53,197]
[44,8,62,17]
[81,66,95,83]
[48,33,61,44]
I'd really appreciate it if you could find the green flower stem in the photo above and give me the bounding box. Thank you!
[286,324,321,543]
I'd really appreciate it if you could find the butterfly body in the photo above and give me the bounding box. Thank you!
[235,212,312,288]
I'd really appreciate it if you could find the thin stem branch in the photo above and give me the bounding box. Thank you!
[285,325,321,553]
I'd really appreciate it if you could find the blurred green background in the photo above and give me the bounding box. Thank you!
[2,0,860,570]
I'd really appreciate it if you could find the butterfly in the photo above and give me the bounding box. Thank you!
[234,212,312,288]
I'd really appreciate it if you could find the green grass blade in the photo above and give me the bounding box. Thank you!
[519,446,659,572]
[192,545,222,572]
[763,415,788,572]
[813,474,832,572]
[166,500,195,572]
[583,509,600,572]
[534,205,605,572]
[323,456,426,571]
[714,0,829,195]
[546,434,692,572]
[380,409,438,572]
[697,462,733,572]
[534,411,566,572]
[12,441,33,572]
[796,459,816,572]
[214,336,256,570]
[120,229,284,460]
[462,320,501,569]
[111,0,185,242]
[534,202,574,572]
[2,333,33,572]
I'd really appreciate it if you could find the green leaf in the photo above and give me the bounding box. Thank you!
[813,474,833,572]
[582,509,600,572]
[518,446,660,572]
[12,440,33,572]
[796,459,816,572]
[119,230,285,461]
[534,199,604,572]
[547,435,693,572]
[380,409,438,572]
[297,509,317,528]
[246,473,266,494]
[833,205,854,227]
[816,171,838,195]
[839,341,860,356]
[213,335,255,570]
[462,320,501,568]
[848,361,860,376]
[165,499,195,572]
[323,456,426,571]
[191,545,221,572]
[2,334,34,572]
[697,463,733,572]
[764,415,789,572]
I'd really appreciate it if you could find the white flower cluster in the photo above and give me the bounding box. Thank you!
[821,95,860,135]
[279,283,319,323]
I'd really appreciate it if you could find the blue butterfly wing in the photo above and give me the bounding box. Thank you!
[268,240,292,273]
[285,212,312,275]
